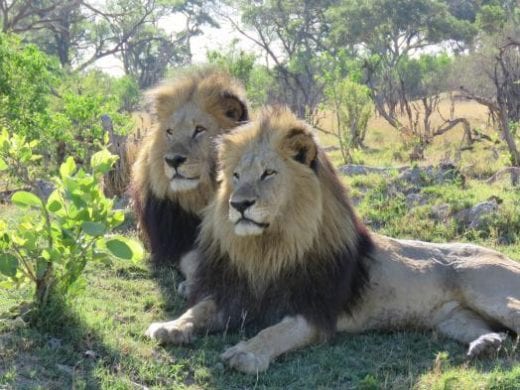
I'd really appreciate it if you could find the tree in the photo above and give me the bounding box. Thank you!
[456,14,520,171]
[319,51,372,162]
[0,32,57,141]
[113,0,217,82]
[207,41,273,107]
[328,0,476,148]
[119,0,218,89]
[223,0,334,118]
[1,0,214,78]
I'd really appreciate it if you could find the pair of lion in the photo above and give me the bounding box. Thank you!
[132,69,520,374]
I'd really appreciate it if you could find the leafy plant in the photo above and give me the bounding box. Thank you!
[0,129,143,311]
[320,52,373,163]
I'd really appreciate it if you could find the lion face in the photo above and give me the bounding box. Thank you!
[134,69,249,215]
[217,107,322,238]
[161,101,224,193]
[227,145,289,236]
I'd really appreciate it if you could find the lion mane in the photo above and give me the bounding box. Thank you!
[146,106,519,374]
[130,68,249,266]
[189,106,374,334]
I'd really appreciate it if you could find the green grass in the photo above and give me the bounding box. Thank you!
[1,258,519,389]
[1,128,520,389]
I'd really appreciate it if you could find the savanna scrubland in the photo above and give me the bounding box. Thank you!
[1,0,519,388]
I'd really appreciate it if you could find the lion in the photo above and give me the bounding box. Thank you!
[130,68,248,271]
[145,106,520,374]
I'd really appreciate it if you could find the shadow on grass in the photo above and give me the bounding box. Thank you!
[144,264,520,388]
[0,296,126,389]
[152,327,519,389]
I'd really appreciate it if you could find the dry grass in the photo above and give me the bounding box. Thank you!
[314,96,510,177]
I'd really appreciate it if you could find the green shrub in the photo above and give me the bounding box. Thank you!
[0,129,143,312]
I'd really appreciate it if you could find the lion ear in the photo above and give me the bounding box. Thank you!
[282,128,318,167]
[219,92,249,123]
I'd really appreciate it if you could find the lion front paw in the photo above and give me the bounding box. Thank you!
[467,332,506,358]
[220,341,270,374]
[145,320,194,345]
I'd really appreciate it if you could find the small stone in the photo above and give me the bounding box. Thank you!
[84,350,98,359]
[406,193,428,207]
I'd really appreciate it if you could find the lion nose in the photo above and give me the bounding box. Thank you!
[165,155,186,169]
[230,199,256,214]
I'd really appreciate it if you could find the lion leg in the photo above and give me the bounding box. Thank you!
[434,302,507,358]
[145,298,218,345]
[220,315,322,374]
[460,266,520,335]
[177,249,202,298]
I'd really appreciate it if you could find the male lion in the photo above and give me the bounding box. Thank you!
[130,68,248,271]
[146,106,520,374]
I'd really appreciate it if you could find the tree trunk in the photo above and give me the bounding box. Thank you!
[499,105,520,167]
[35,263,54,308]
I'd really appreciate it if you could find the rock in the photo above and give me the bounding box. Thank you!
[84,350,98,359]
[431,203,451,221]
[406,193,429,208]
[397,163,465,187]
[454,199,499,230]
[467,200,499,229]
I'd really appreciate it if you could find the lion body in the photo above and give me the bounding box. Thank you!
[146,107,520,373]
[338,235,520,337]
[130,68,248,266]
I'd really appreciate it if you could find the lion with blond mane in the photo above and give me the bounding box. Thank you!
[130,68,248,270]
[146,107,520,374]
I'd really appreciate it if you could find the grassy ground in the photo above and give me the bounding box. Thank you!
[1,99,519,389]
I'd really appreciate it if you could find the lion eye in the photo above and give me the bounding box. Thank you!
[233,172,240,181]
[193,125,206,138]
[166,128,174,136]
[261,169,277,180]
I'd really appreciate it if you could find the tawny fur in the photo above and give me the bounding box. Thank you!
[130,67,248,266]
[146,107,520,374]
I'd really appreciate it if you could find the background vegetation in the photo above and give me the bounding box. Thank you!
[0,0,519,388]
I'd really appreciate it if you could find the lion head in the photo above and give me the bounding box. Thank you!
[131,68,249,265]
[199,106,366,281]
[134,68,248,212]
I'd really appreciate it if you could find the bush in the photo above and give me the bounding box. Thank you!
[0,33,57,141]
[0,129,143,312]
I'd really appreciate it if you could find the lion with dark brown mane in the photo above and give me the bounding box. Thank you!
[130,68,248,271]
[145,106,520,374]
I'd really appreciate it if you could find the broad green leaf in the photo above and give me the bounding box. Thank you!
[124,238,145,262]
[0,158,7,171]
[105,238,133,260]
[0,253,18,277]
[60,156,76,178]
[47,199,62,212]
[81,222,106,236]
[91,149,118,174]
[11,191,43,208]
